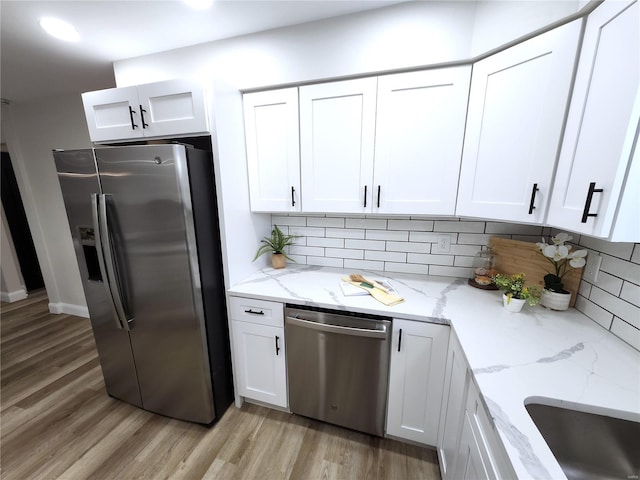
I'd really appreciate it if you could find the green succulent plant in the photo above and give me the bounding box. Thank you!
[253,225,300,262]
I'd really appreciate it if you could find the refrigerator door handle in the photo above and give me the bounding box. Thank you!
[97,194,134,331]
[92,194,125,330]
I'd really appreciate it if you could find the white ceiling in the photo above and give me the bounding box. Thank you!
[0,0,407,104]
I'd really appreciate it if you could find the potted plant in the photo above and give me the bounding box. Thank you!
[253,225,300,269]
[492,273,540,312]
[536,232,587,310]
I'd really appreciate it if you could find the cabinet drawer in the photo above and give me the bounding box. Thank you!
[229,296,284,327]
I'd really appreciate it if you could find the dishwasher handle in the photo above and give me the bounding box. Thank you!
[286,315,388,339]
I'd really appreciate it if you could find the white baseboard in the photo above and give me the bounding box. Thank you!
[48,302,90,318]
[1,288,28,303]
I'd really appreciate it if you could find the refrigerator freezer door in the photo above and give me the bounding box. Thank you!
[53,149,142,407]
[94,144,215,423]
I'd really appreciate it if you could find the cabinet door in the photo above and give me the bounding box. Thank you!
[300,78,377,213]
[457,21,581,223]
[386,319,449,445]
[232,321,287,408]
[438,332,470,480]
[456,413,495,480]
[243,88,301,212]
[374,67,471,215]
[82,86,142,142]
[547,0,640,239]
[138,79,209,138]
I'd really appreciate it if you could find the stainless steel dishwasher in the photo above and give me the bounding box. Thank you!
[285,305,391,437]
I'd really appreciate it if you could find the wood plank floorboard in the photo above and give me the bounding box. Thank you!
[1,293,441,479]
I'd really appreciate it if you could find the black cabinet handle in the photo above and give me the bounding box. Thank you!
[528,183,539,214]
[139,105,149,129]
[581,182,603,223]
[128,106,138,129]
[364,185,368,208]
[291,186,296,207]
[244,309,264,315]
[275,336,280,355]
[377,185,381,208]
[398,328,403,352]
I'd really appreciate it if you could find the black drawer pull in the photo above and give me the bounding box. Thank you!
[377,185,381,208]
[398,328,403,352]
[581,182,603,223]
[528,183,539,214]
[244,309,264,315]
[364,185,368,208]
[128,106,138,129]
[275,336,280,355]
[139,105,149,128]
[291,186,296,207]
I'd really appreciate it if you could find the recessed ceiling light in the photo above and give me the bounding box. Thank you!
[183,0,214,10]
[39,17,80,42]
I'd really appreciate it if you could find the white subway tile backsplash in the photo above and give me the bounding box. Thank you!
[344,259,385,271]
[326,228,365,239]
[269,214,639,350]
[610,318,640,351]
[578,236,634,260]
[307,256,344,268]
[325,248,364,260]
[429,265,473,278]
[346,218,387,229]
[409,232,440,243]
[601,254,640,284]
[365,250,407,262]
[384,262,428,275]
[485,222,544,235]
[575,295,614,329]
[590,287,640,328]
[387,241,431,253]
[621,282,640,308]
[388,219,434,231]
[366,230,408,241]
[593,271,624,296]
[307,237,344,248]
[408,253,454,266]
[307,217,345,228]
[345,239,386,251]
[434,220,484,233]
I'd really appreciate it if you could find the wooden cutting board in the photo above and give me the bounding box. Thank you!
[489,237,584,307]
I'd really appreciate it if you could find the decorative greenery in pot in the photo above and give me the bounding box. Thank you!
[536,232,587,292]
[492,273,540,312]
[253,225,300,269]
[536,232,587,310]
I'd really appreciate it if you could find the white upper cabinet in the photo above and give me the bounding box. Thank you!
[374,67,471,215]
[456,20,581,223]
[300,78,377,213]
[547,0,640,241]
[243,88,301,212]
[82,79,209,142]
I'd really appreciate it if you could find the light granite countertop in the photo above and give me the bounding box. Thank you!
[228,265,640,480]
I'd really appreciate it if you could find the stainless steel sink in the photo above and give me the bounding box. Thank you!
[525,402,640,480]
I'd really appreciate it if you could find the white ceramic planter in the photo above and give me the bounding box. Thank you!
[540,289,571,311]
[503,294,526,313]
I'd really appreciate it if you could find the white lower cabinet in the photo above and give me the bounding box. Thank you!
[437,331,470,480]
[386,319,449,445]
[229,297,287,408]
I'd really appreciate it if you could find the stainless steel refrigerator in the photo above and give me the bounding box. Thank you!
[53,143,233,424]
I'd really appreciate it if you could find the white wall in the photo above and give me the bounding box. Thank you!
[2,95,91,315]
[0,203,27,302]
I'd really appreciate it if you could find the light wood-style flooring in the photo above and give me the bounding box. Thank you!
[1,291,440,479]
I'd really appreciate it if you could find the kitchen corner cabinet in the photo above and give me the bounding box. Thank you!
[374,67,471,215]
[456,20,581,223]
[82,79,209,143]
[229,297,287,408]
[437,331,470,480]
[386,319,449,445]
[300,78,377,213]
[547,0,640,242]
[243,88,301,212]
[454,380,515,480]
